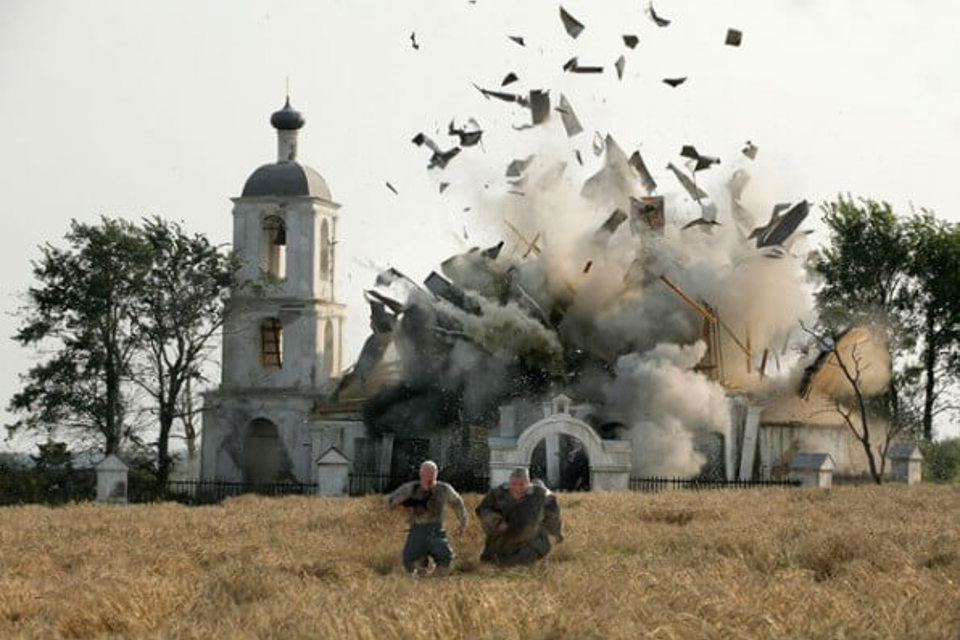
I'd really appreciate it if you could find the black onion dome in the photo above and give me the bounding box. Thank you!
[270,97,305,130]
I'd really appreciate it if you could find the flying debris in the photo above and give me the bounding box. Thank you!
[680,145,721,172]
[425,271,483,316]
[750,200,810,249]
[412,132,462,169]
[615,56,626,80]
[501,72,519,87]
[647,2,671,27]
[506,155,535,178]
[508,35,525,47]
[725,29,743,47]
[410,32,420,50]
[414,134,459,168]
[597,209,628,236]
[473,83,524,103]
[666,162,707,200]
[623,34,639,49]
[385,182,398,195]
[592,131,605,156]
[508,190,526,196]
[563,57,603,74]
[628,151,657,194]
[528,90,551,124]
[482,241,504,260]
[662,77,687,88]
[583,261,593,274]
[629,196,665,232]
[682,201,720,230]
[439,182,450,194]
[582,135,643,208]
[574,149,584,166]
[448,119,483,146]
[742,140,758,159]
[559,6,585,39]
[556,94,583,137]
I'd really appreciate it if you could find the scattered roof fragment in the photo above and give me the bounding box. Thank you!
[647,2,671,27]
[629,196,665,232]
[439,182,450,194]
[682,201,720,230]
[557,94,583,137]
[623,34,639,49]
[529,90,551,124]
[628,151,657,194]
[666,162,707,200]
[751,201,809,248]
[725,29,742,47]
[662,77,687,87]
[574,149,584,166]
[680,145,721,172]
[482,241,504,260]
[501,72,519,87]
[592,131,605,156]
[448,119,483,147]
[412,132,462,169]
[563,57,604,74]
[506,155,535,177]
[597,209,628,235]
[386,181,398,195]
[473,83,524,103]
[410,31,420,50]
[559,6,585,38]
[615,55,626,80]
[742,140,758,159]
[508,35,525,47]
[583,261,593,274]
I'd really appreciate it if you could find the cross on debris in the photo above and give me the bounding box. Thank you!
[504,219,542,258]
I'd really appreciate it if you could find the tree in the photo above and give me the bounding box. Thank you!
[130,217,239,485]
[9,216,242,487]
[904,215,960,440]
[806,196,914,430]
[800,323,901,484]
[8,218,151,453]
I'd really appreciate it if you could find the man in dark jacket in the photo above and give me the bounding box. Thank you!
[476,467,563,567]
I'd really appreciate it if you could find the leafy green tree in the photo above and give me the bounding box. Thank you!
[904,215,960,440]
[9,216,242,487]
[8,218,151,453]
[131,217,239,485]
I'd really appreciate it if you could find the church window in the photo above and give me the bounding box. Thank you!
[260,318,283,368]
[262,216,286,278]
[320,219,331,279]
[323,319,335,376]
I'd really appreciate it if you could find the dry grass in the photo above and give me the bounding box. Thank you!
[1,486,959,639]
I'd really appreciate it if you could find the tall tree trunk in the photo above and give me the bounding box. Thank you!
[922,310,937,441]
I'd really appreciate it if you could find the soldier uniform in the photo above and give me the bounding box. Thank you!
[476,480,563,567]
[387,480,467,573]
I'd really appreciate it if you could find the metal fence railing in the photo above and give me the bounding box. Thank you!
[629,476,801,492]
[128,480,318,504]
[347,472,491,496]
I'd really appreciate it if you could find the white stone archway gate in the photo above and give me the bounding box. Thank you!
[488,405,632,490]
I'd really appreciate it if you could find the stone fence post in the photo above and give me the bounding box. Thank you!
[96,454,129,503]
[316,446,350,496]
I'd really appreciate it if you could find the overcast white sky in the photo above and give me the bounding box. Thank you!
[2,0,959,450]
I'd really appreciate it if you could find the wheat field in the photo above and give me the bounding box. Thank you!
[1,485,958,639]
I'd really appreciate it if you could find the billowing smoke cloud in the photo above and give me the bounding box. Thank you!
[603,342,731,477]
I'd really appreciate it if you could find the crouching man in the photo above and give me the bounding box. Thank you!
[476,467,564,567]
[386,460,467,576]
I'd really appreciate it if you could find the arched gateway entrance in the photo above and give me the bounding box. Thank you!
[488,396,632,490]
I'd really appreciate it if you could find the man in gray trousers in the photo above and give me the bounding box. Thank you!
[386,460,467,576]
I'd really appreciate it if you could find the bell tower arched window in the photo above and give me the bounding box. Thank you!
[323,319,335,377]
[262,215,286,279]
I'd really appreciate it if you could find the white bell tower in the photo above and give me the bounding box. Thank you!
[221,97,346,391]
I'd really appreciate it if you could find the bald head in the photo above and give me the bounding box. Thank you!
[419,460,438,490]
